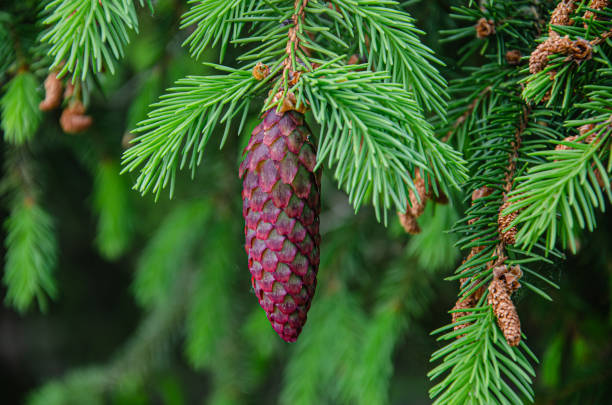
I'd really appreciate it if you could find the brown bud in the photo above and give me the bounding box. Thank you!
[578,123,595,135]
[122,132,135,149]
[475,18,495,39]
[569,38,592,63]
[505,50,522,65]
[39,73,63,111]
[64,82,75,100]
[347,54,360,65]
[60,101,92,134]
[252,62,270,81]
[452,295,476,335]
[550,0,576,28]
[472,186,494,202]
[397,213,421,234]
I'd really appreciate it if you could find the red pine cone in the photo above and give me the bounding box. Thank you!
[239,109,321,342]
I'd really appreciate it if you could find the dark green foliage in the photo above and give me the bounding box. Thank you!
[1,1,612,404]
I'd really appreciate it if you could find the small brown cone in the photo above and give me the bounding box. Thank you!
[488,265,522,346]
[475,18,495,39]
[39,73,63,111]
[498,200,518,245]
[583,0,608,27]
[60,101,92,134]
[505,50,522,65]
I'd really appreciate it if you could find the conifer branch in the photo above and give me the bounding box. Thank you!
[122,70,258,197]
[41,0,149,81]
[1,71,41,144]
[181,0,256,62]
[328,0,448,115]
[299,65,466,220]
[1,150,58,313]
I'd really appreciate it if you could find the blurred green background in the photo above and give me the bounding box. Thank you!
[1,1,612,404]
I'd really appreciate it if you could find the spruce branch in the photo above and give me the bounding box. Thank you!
[41,0,147,81]
[2,150,57,313]
[122,69,258,197]
[509,120,611,252]
[181,0,256,62]
[328,0,448,115]
[3,196,58,313]
[1,71,41,144]
[299,65,466,220]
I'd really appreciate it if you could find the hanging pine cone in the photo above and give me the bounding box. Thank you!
[239,108,321,342]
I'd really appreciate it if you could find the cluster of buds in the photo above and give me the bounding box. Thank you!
[475,18,495,39]
[529,1,597,75]
[39,72,92,134]
[583,0,609,28]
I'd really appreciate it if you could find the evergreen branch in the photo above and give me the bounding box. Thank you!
[3,195,58,313]
[430,82,559,403]
[329,0,448,115]
[429,310,536,405]
[92,160,133,260]
[1,71,41,144]
[2,149,57,313]
[441,0,540,65]
[185,221,237,369]
[509,125,611,252]
[41,0,143,81]
[301,65,467,221]
[180,0,255,62]
[280,284,364,405]
[132,200,212,308]
[121,70,258,197]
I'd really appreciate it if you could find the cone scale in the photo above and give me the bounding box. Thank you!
[239,109,321,342]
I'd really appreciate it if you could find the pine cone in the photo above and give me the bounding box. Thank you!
[488,265,522,346]
[550,1,576,28]
[239,109,321,342]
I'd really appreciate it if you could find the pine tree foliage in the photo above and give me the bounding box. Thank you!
[1,71,41,144]
[427,1,585,403]
[132,200,212,308]
[3,194,58,312]
[508,1,612,252]
[3,0,612,404]
[122,71,258,197]
[1,150,58,313]
[41,0,151,81]
[122,0,467,219]
[92,159,133,259]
